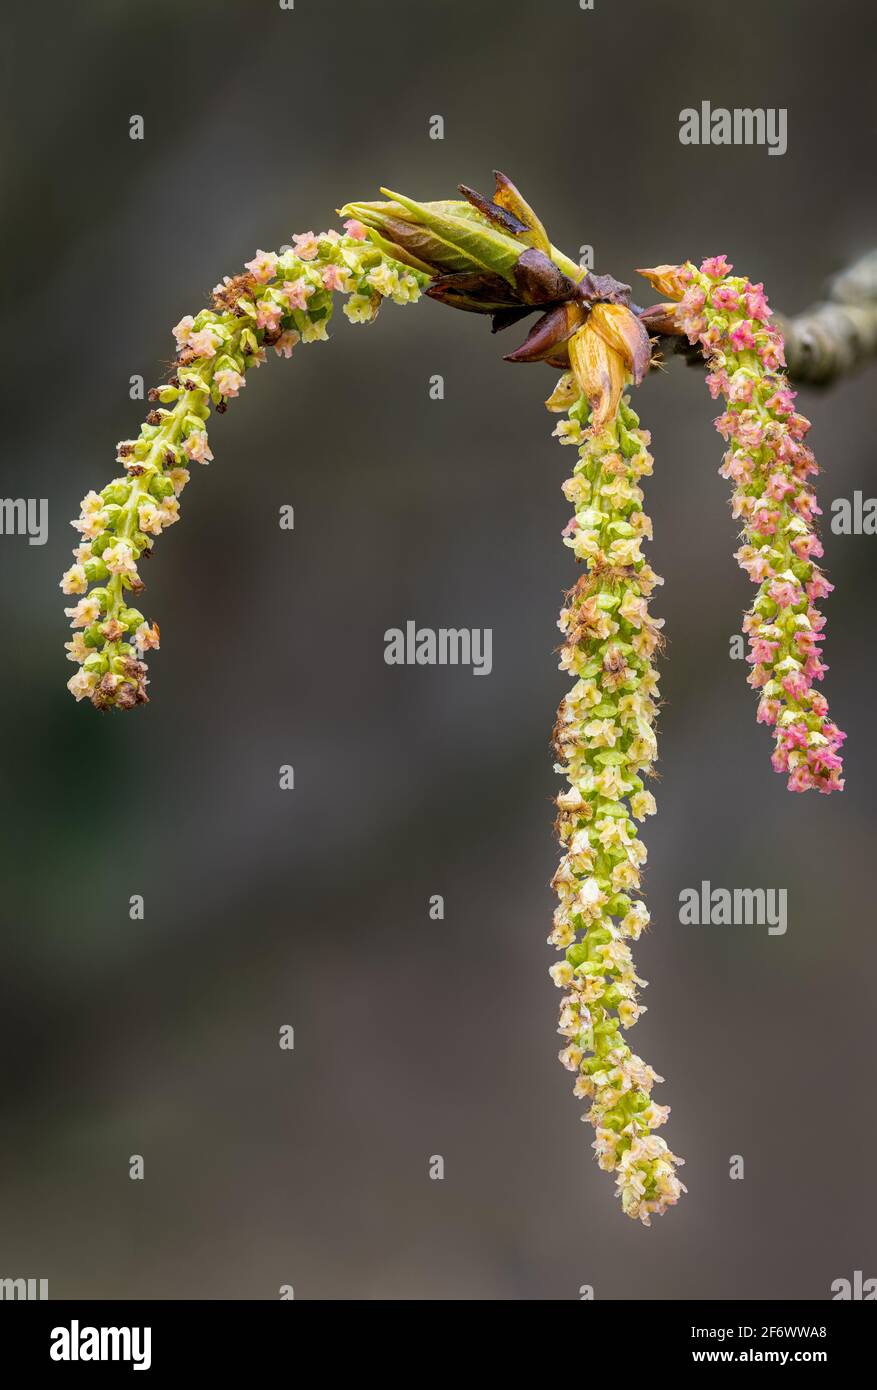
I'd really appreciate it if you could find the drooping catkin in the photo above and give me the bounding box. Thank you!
[62,224,426,709]
[548,388,685,1223]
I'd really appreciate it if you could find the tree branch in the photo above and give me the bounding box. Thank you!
[778,250,877,384]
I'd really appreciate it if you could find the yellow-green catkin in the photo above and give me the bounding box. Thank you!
[62,224,426,709]
[549,391,686,1223]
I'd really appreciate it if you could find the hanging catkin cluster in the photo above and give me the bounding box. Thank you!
[60,172,849,1225]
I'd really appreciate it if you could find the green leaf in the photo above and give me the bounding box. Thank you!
[361,228,436,277]
[380,188,523,283]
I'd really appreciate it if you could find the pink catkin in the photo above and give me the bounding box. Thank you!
[679,258,845,793]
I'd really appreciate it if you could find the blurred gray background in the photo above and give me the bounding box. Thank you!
[1,0,875,1299]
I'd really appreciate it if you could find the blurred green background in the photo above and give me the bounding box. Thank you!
[1,0,875,1298]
